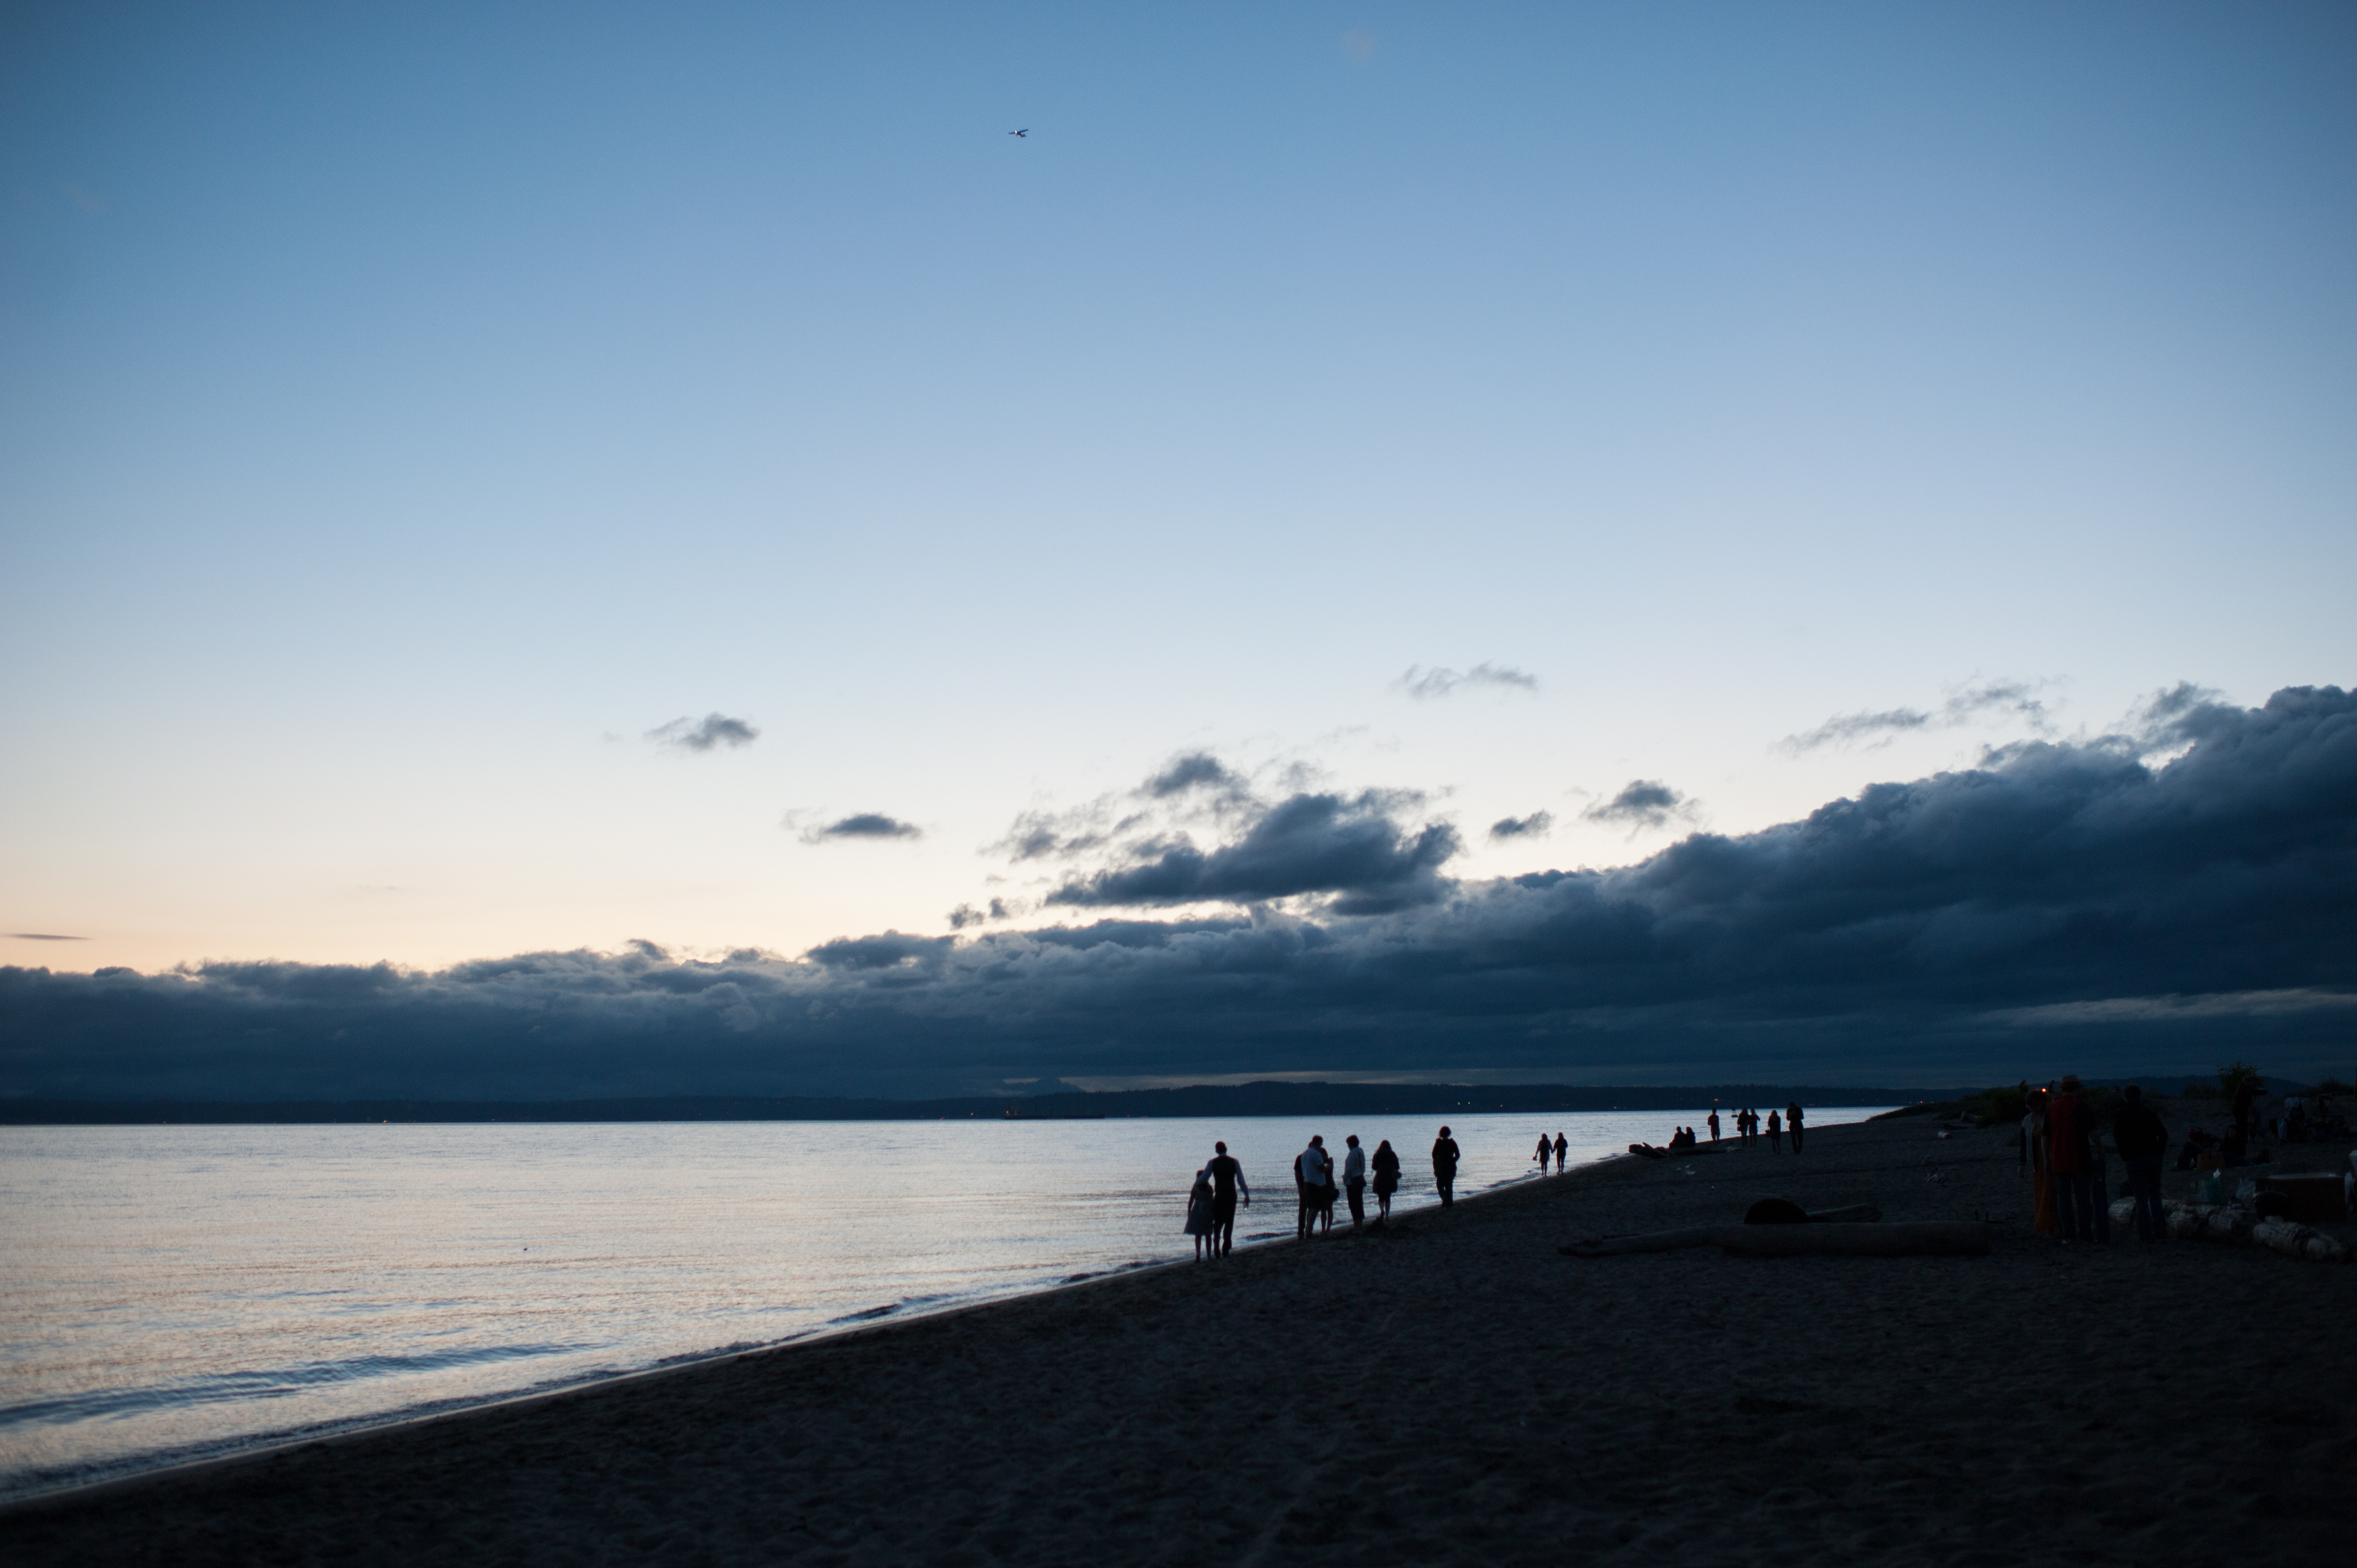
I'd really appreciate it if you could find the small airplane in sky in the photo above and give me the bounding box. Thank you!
[1008,128,1028,138]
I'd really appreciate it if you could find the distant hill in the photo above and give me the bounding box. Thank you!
[0,1081,1974,1126]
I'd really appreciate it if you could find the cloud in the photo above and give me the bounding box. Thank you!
[984,752,1253,868]
[1488,812,1553,841]
[1396,663,1539,700]
[805,931,951,971]
[7,685,2353,1099]
[1581,781,1697,833]
[647,714,759,752]
[1046,791,1460,915]
[800,813,922,844]
[9,933,87,941]
[1779,679,2051,754]
[1142,752,1247,800]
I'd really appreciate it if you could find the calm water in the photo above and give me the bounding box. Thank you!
[0,1107,1889,1499]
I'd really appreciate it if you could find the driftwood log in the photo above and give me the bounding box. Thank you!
[1559,1205,1887,1257]
[2252,1218,2352,1265]
[1714,1221,1990,1258]
[2162,1202,2351,1262]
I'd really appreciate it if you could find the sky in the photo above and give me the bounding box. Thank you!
[3,3,2354,1095]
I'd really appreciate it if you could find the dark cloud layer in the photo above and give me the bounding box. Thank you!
[648,714,759,752]
[1045,792,1459,915]
[7,687,2353,1100]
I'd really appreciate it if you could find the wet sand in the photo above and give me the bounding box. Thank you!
[5,1108,2351,1566]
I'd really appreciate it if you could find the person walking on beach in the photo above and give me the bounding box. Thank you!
[1707,1109,1721,1146]
[1295,1136,1330,1240]
[2112,1086,2169,1241]
[1342,1134,1368,1226]
[1184,1168,1218,1261]
[1553,1131,1568,1172]
[1432,1126,1461,1206]
[1766,1110,1782,1152]
[1786,1102,1805,1154]
[1534,1132,1553,1174]
[1207,1141,1249,1256]
[1371,1138,1401,1224]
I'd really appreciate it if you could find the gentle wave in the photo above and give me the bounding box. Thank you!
[0,1342,605,1428]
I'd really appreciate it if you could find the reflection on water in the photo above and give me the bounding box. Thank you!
[0,1106,1887,1498]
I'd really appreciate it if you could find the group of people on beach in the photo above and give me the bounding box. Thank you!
[1532,1131,1570,1173]
[1654,1105,1805,1153]
[1182,1127,1474,1257]
[1723,1104,1802,1151]
[2019,1074,2171,1244]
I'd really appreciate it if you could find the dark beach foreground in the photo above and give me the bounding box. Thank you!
[6,1110,2351,1566]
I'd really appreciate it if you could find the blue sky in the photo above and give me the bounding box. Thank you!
[3,4,2353,1089]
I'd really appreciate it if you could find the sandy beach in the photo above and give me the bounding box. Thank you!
[5,1106,2350,1566]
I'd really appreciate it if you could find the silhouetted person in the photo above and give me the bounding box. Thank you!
[1206,1141,1249,1256]
[1342,1134,1367,1226]
[2227,1074,2259,1162]
[1185,1168,1217,1261]
[1787,1102,1805,1153]
[1553,1131,1567,1172]
[2048,1074,2099,1243]
[1766,1110,1782,1151]
[1371,1139,1401,1224]
[1707,1109,1721,1144]
[2109,1085,2168,1240]
[1534,1132,1553,1174]
[1295,1135,1330,1240]
[1432,1126,1461,1206]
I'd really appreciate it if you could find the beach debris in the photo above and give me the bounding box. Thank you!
[2164,1204,2256,1242]
[1715,1221,1991,1258]
[2163,1202,2351,1262]
[1558,1225,1722,1256]
[2252,1218,2352,1265]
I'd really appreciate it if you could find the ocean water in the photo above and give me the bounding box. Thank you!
[0,1106,1890,1500]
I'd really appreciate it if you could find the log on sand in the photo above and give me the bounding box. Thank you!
[2252,1218,2352,1265]
[1713,1222,1991,1258]
[1560,1205,1887,1256]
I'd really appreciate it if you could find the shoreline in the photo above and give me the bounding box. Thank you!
[6,1108,2350,1565]
[0,1153,1597,1513]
